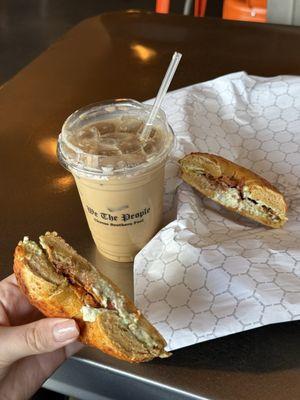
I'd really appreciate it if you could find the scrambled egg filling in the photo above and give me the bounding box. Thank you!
[184,167,282,223]
[80,301,156,348]
[213,188,280,222]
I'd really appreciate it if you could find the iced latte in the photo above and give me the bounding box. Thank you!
[57,99,173,262]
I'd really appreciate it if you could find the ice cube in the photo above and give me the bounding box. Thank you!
[89,126,101,136]
[123,152,146,167]
[100,156,121,167]
[96,147,121,156]
[96,122,115,135]
[100,138,118,147]
[100,132,122,141]
[148,128,156,139]
[119,117,143,133]
[142,140,157,155]
[71,127,102,154]
[76,140,100,154]
[78,128,99,141]
[119,140,141,154]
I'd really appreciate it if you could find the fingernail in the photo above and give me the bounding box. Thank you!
[53,320,79,342]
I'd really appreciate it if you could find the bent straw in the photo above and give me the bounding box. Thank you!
[140,51,182,142]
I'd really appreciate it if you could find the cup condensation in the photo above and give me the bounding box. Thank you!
[57,99,174,262]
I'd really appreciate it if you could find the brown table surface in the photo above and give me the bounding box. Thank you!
[1,10,300,400]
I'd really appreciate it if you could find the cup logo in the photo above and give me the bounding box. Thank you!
[86,205,150,227]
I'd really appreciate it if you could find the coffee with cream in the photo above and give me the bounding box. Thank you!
[57,99,173,262]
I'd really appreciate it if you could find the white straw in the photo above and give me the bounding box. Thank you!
[140,51,182,142]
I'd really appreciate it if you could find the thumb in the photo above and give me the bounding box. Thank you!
[0,318,79,366]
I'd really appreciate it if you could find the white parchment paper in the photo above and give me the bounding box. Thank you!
[134,72,300,351]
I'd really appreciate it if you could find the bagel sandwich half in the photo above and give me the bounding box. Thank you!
[179,153,287,228]
[13,232,170,362]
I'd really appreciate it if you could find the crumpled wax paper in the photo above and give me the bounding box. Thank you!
[134,71,300,351]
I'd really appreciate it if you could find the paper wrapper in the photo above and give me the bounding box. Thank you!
[134,72,300,351]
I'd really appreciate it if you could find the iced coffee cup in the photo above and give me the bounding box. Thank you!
[57,99,174,262]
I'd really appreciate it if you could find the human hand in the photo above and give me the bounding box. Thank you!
[0,274,82,400]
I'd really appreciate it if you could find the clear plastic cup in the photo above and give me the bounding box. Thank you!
[57,99,174,262]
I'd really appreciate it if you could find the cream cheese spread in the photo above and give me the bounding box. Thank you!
[81,305,102,322]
